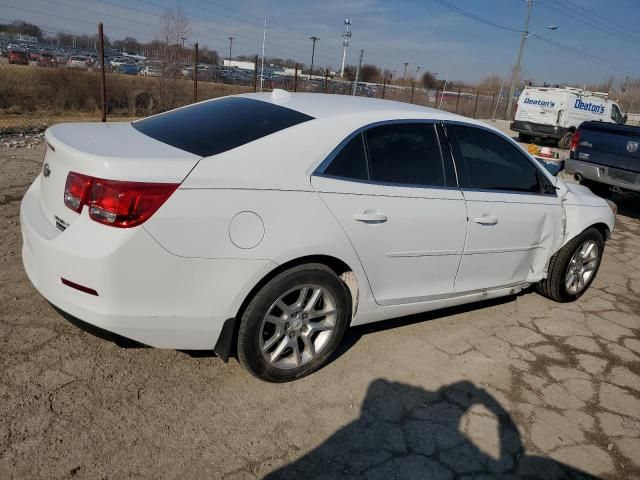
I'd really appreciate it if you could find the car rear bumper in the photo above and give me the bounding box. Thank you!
[511,120,569,139]
[564,159,640,193]
[20,176,274,349]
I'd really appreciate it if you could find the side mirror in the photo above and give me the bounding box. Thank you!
[622,115,628,125]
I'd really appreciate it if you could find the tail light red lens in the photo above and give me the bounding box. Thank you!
[64,172,178,228]
[570,129,581,153]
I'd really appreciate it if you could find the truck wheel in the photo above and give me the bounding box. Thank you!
[557,132,573,150]
[518,132,532,143]
[536,227,604,302]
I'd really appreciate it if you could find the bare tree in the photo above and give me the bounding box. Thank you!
[158,7,190,62]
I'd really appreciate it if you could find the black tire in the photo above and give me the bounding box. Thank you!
[518,132,532,143]
[557,131,574,150]
[536,227,605,302]
[237,263,351,382]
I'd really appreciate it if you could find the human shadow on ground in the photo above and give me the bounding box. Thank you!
[265,379,597,479]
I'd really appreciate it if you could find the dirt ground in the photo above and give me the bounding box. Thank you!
[1,142,639,480]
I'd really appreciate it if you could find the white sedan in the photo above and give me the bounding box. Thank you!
[20,91,616,382]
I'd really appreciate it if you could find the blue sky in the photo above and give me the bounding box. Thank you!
[1,0,639,84]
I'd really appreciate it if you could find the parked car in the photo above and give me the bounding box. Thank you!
[511,86,626,149]
[54,53,68,65]
[37,52,58,67]
[115,63,140,75]
[20,92,616,382]
[565,120,640,196]
[7,49,29,65]
[27,49,41,61]
[139,62,162,76]
[67,56,89,69]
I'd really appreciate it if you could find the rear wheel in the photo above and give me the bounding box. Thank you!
[536,228,604,302]
[557,131,574,150]
[237,264,350,382]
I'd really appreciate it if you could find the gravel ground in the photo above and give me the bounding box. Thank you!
[1,142,639,479]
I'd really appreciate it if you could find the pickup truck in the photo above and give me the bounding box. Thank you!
[565,120,640,196]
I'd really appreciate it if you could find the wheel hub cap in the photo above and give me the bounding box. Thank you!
[565,240,599,295]
[259,284,337,370]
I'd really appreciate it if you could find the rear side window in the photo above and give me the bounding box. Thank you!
[365,124,444,186]
[447,125,541,193]
[132,97,314,157]
[324,134,368,180]
[321,123,447,188]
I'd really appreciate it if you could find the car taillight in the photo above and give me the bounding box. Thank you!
[64,172,178,228]
[570,129,581,153]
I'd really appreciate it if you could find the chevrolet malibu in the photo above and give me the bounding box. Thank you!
[20,92,616,382]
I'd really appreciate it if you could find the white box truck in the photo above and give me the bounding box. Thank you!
[510,86,626,149]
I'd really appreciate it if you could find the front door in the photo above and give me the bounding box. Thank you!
[444,123,562,293]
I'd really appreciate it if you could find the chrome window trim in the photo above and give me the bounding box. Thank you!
[313,119,458,189]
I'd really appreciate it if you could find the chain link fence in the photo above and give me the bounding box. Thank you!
[0,23,511,133]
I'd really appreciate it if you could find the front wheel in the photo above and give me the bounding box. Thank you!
[536,228,605,302]
[237,264,351,382]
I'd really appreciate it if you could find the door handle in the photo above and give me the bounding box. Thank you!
[474,214,499,226]
[354,210,388,223]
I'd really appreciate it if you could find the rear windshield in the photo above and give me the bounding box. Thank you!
[132,97,314,157]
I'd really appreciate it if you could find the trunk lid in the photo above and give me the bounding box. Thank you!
[40,122,201,229]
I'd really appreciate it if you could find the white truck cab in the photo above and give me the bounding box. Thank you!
[511,86,626,149]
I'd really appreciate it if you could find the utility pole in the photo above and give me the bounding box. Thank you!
[340,19,352,77]
[402,62,408,85]
[309,36,319,77]
[260,18,266,92]
[98,23,106,122]
[227,36,234,66]
[352,49,364,96]
[506,0,533,120]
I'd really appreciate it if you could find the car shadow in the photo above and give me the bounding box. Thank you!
[610,191,640,221]
[333,294,517,363]
[52,304,147,349]
[264,379,598,479]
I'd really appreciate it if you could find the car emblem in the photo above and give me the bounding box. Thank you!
[627,141,639,153]
[43,163,51,178]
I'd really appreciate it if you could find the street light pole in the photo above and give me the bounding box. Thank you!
[228,36,234,66]
[506,0,533,120]
[309,36,319,77]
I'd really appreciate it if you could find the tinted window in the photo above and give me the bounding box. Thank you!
[364,124,444,186]
[448,125,541,193]
[132,97,314,157]
[324,133,368,180]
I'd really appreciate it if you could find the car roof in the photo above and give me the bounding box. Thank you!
[237,91,471,124]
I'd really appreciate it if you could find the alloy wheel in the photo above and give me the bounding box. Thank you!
[259,284,337,369]
[565,240,599,295]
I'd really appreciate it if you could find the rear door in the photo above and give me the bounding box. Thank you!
[312,122,467,305]
[444,123,562,293]
[516,89,563,126]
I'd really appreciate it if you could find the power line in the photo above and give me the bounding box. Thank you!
[533,34,636,74]
[538,0,640,48]
[430,0,637,75]
[560,0,640,37]
[431,0,521,32]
